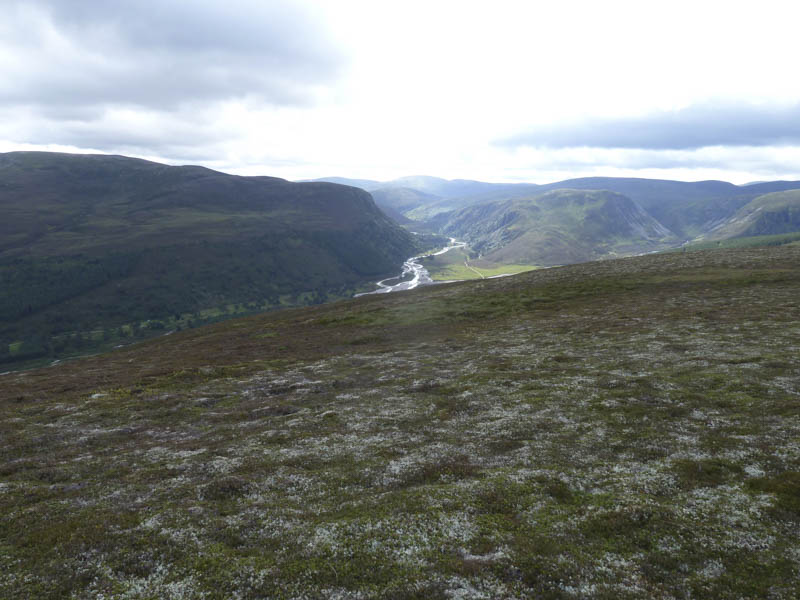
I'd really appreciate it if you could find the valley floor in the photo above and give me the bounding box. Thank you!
[419,244,540,281]
[2,247,799,599]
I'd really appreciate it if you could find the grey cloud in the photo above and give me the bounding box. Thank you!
[53,126,227,160]
[499,104,800,150]
[0,103,233,162]
[626,153,800,177]
[0,0,342,112]
[609,149,800,176]
[524,146,800,178]
[14,113,230,158]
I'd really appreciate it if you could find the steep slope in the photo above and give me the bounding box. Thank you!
[533,178,741,238]
[368,201,413,225]
[700,189,800,240]
[369,187,441,220]
[0,151,418,365]
[440,189,678,265]
[3,245,799,599]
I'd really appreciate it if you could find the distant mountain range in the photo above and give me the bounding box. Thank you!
[0,152,419,365]
[312,174,800,265]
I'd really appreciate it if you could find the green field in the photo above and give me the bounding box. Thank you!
[420,245,540,280]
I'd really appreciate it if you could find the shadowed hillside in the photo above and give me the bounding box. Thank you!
[0,152,420,366]
[369,187,441,219]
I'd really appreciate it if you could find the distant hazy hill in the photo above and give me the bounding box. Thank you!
[384,176,510,199]
[310,175,537,221]
[369,187,442,220]
[699,190,800,241]
[389,178,539,221]
[0,152,417,365]
[440,189,678,265]
[305,176,382,190]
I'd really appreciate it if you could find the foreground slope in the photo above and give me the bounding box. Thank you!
[0,152,417,365]
[3,246,799,599]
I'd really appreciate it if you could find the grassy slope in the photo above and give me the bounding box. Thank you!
[2,246,799,599]
[440,189,678,266]
[0,152,420,366]
[419,245,539,280]
[701,190,800,241]
[533,178,745,238]
[464,177,800,240]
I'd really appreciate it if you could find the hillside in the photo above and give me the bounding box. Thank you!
[369,187,441,223]
[439,189,678,265]
[400,181,540,222]
[700,190,800,241]
[2,245,799,598]
[0,152,419,366]
[318,174,800,241]
[533,177,744,238]
[433,177,800,240]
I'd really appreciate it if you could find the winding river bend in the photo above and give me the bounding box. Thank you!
[356,238,466,296]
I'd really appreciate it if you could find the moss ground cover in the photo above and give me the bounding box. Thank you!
[2,246,799,598]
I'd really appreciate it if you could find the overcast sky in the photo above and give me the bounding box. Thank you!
[2,0,800,184]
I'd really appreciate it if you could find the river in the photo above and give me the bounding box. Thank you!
[355,238,466,296]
